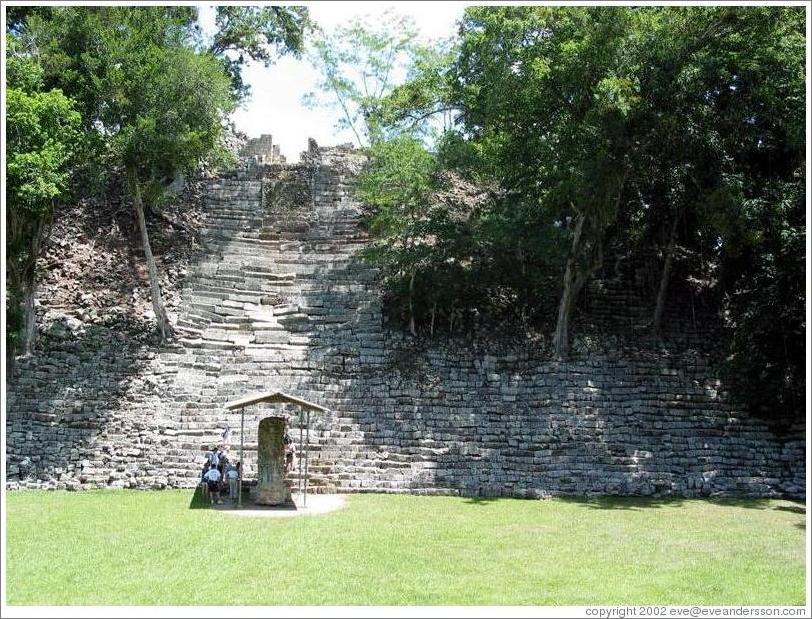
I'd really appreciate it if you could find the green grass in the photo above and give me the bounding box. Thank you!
[5,491,806,605]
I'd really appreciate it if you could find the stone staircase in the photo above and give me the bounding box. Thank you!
[160,147,390,493]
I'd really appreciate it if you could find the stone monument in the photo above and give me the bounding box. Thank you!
[255,416,290,505]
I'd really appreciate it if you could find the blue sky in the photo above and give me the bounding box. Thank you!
[198,2,466,161]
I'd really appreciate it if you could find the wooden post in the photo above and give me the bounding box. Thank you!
[304,410,310,507]
[238,406,245,508]
[297,409,303,501]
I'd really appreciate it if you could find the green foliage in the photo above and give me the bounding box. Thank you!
[357,136,436,317]
[360,6,805,419]
[210,5,310,99]
[626,7,806,421]
[109,47,235,184]
[304,11,421,146]
[359,136,436,231]
[5,34,44,92]
[6,6,241,341]
[25,7,197,128]
[5,33,81,354]
[375,43,458,138]
[719,177,805,422]
[454,6,636,232]
[17,6,237,193]
[6,88,78,211]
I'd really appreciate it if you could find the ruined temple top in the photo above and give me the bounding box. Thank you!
[239,134,286,164]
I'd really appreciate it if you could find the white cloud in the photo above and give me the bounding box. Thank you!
[199,2,466,161]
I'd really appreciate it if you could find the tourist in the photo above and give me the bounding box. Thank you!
[207,446,220,470]
[216,450,228,501]
[226,462,240,502]
[217,446,228,474]
[203,465,222,505]
[284,431,296,473]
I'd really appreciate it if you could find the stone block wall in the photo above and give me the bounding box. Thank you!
[239,134,285,164]
[5,144,805,499]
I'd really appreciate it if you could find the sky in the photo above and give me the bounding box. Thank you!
[198,2,466,162]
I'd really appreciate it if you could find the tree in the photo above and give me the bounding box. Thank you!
[9,5,314,342]
[373,42,459,138]
[102,11,236,339]
[607,7,805,420]
[209,5,310,100]
[304,11,421,146]
[351,5,805,424]
[451,7,638,357]
[6,34,81,357]
[365,6,805,421]
[18,7,236,340]
[358,136,438,335]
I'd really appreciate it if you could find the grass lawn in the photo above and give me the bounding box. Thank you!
[5,490,806,606]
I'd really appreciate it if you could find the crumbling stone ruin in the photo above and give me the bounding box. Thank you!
[239,134,286,165]
[5,139,805,499]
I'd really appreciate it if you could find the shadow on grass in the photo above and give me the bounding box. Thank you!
[557,496,687,511]
[458,495,688,510]
[462,496,503,506]
[188,485,209,510]
[458,495,804,513]
[775,503,806,530]
[190,484,247,510]
[774,504,805,515]
[561,496,807,512]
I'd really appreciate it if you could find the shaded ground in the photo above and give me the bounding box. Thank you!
[5,491,805,605]
[188,483,347,517]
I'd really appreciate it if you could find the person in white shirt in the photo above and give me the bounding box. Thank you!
[203,466,222,504]
[225,462,240,502]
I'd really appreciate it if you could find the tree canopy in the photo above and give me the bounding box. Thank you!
[356,6,805,421]
[6,33,81,357]
[210,5,310,99]
[5,5,306,347]
[304,11,424,146]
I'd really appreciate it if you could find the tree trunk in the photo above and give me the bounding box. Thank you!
[10,219,48,357]
[17,218,44,357]
[20,283,37,356]
[130,169,174,341]
[553,213,587,359]
[652,208,680,337]
[408,270,417,336]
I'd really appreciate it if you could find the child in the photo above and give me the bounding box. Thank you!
[217,449,229,499]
